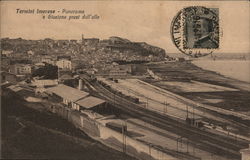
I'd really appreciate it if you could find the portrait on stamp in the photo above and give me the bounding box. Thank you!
[171,6,219,57]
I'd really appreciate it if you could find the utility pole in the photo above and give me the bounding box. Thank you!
[235,134,237,145]
[146,98,148,109]
[164,101,169,113]
[177,138,178,152]
[177,137,182,152]
[113,92,116,107]
[193,106,194,120]
[193,143,195,156]
[122,120,127,160]
[149,144,152,160]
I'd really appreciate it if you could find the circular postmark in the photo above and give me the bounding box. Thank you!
[171,6,219,57]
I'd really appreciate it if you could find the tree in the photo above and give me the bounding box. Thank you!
[32,64,58,79]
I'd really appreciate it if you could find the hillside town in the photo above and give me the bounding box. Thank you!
[1,35,174,84]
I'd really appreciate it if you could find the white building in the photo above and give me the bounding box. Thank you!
[2,50,13,57]
[56,59,72,70]
[41,57,55,65]
[240,144,250,160]
[10,64,32,75]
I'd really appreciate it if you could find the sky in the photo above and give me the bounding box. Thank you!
[1,1,249,56]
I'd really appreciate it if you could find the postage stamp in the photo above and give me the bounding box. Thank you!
[171,6,219,57]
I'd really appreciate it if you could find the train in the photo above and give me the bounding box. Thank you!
[97,80,140,104]
[186,117,204,128]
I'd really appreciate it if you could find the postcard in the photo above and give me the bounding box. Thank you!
[1,1,249,160]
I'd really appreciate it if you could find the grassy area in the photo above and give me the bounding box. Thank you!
[1,90,137,160]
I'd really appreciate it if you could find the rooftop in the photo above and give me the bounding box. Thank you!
[7,85,23,92]
[240,145,250,154]
[75,96,105,109]
[46,84,89,102]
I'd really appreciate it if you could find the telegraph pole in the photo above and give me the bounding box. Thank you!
[149,144,152,160]
[146,98,148,109]
[193,143,195,156]
[164,101,169,113]
[177,137,182,152]
[113,91,116,107]
[193,106,194,119]
[122,120,127,159]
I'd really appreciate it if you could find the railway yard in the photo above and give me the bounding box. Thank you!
[83,78,248,160]
[82,61,250,160]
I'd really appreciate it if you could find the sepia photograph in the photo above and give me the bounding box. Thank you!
[1,0,250,160]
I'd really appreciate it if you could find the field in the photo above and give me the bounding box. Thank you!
[156,80,238,93]
[144,61,250,113]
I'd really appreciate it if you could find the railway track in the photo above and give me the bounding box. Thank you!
[83,78,250,159]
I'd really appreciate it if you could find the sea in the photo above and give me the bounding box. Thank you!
[192,59,250,83]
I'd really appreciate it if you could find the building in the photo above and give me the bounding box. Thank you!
[31,79,58,87]
[81,34,99,46]
[109,68,128,78]
[86,68,98,75]
[56,40,69,47]
[99,39,110,46]
[46,84,89,106]
[114,64,134,74]
[41,56,54,65]
[1,50,13,57]
[175,57,185,62]
[58,70,73,82]
[56,59,72,70]
[240,144,250,160]
[46,84,105,111]
[9,64,32,75]
[84,38,99,46]
[56,56,72,70]
[74,96,105,111]
[1,57,10,66]
[108,63,133,77]
[27,50,35,56]
[1,71,17,83]
[34,62,45,69]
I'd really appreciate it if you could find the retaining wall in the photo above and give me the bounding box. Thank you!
[48,102,178,160]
